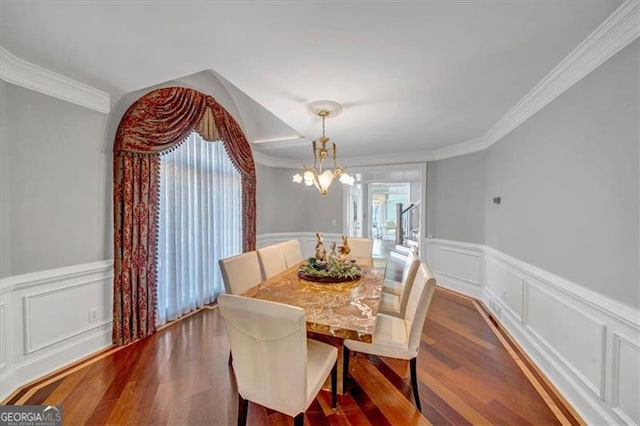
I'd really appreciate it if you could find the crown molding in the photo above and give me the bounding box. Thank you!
[480,0,640,149]
[4,2,637,160]
[252,151,300,168]
[275,0,638,168]
[0,47,111,113]
[252,136,305,145]
[339,149,436,167]
[433,136,491,161]
[253,147,438,169]
[425,0,640,163]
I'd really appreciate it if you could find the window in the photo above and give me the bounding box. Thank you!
[156,132,242,325]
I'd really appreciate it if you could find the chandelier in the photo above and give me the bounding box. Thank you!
[292,100,354,197]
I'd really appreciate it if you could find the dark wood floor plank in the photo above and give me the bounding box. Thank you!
[24,379,62,406]
[350,356,428,425]
[8,284,579,426]
[346,378,393,426]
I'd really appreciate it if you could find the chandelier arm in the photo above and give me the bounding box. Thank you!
[298,102,346,196]
[312,140,318,169]
[332,142,338,170]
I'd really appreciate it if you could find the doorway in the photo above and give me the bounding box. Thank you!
[343,163,426,260]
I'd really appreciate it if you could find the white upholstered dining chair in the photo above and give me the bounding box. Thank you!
[379,249,420,318]
[218,251,262,295]
[383,246,419,296]
[257,243,288,279]
[218,294,338,426]
[347,237,374,258]
[343,262,436,412]
[281,239,304,267]
[218,250,264,365]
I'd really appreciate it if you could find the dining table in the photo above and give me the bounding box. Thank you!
[241,257,386,394]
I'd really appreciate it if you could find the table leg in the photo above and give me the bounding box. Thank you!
[308,332,347,395]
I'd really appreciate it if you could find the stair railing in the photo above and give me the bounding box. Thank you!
[396,201,420,245]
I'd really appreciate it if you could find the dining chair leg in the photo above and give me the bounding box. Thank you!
[343,346,350,393]
[228,351,233,366]
[331,360,337,409]
[293,412,304,426]
[409,357,422,412]
[237,394,248,426]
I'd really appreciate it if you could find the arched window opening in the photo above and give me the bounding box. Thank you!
[112,87,256,346]
[157,132,242,325]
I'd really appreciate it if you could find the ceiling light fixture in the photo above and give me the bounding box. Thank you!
[292,100,354,197]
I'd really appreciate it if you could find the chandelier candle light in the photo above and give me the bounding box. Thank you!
[293,100,354,197]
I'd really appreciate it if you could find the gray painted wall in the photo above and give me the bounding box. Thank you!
[426,162,436,238]
[484,40,639,308]
[1,83,110,276]
[430,151,486,244]
[256,164,344,234]
[1,71,257,278]
[1,82,11,277]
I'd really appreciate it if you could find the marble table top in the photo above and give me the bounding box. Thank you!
[242,260,385,343]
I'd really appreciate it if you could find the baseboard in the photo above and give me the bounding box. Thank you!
[425,238,639,426]
[0,260,114,401]
[1,324,111,401]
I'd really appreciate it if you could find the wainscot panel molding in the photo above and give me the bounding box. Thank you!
[425,238,640,426]
[0,260,113,401]
[425,239,484,298]
[0,302,8,373]
[0,47,111,113]
[611,333,640,425]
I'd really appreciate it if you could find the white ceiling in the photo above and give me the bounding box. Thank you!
[0,1,622,161]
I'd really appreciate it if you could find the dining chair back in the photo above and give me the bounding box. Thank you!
[257,243,288,279]
[399,250,422,316]
[218,251,262,295]
[404,263,437,355]
[379,249,420,317]
[401,246,420,283]
[382,246,419,297]
[281,239,304,268]
[218,294,338,425]
[343,262,436,412]
[347,237,374,258]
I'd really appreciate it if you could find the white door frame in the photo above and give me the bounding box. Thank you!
[342,162,427,261]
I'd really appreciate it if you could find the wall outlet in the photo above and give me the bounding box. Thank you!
[88,308,99,323]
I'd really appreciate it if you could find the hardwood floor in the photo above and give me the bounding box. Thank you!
[4,262,581,425]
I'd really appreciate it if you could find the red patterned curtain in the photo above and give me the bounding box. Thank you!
[113,87,256,346]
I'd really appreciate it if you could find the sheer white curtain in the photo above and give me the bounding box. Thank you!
[157,132,242,326]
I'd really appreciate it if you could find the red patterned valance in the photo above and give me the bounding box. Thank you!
[112,87,256,346]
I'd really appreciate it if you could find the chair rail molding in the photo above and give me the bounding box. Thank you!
[0,260,114,401]
[258,232,343,259]
[425,238,640,426]
[0,47,111,114]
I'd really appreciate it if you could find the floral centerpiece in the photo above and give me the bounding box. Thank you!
[297,233,362,283]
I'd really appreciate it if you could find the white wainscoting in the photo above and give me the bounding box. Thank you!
[425,238,640,426]
[611,333,640,425]
[0,301,8,372]
[0,260,113,400]
[425,239,484,298]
